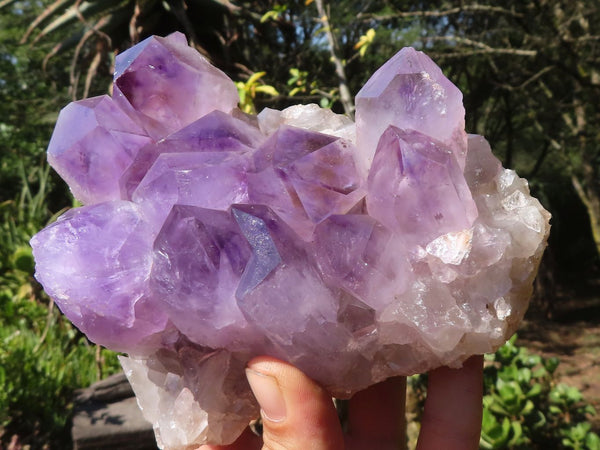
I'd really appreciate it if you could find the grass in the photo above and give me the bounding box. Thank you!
[0,163,121,447]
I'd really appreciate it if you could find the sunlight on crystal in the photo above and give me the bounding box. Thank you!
[30,32,551,449]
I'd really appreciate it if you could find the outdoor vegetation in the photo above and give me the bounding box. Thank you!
[0,0,599,448]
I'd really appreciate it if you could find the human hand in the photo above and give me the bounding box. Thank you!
[199,355,483,450]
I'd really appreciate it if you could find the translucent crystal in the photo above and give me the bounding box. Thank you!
[31,34,551,449]
[355,47,467,175]
[47,95,151,204]
[113,32,239,140]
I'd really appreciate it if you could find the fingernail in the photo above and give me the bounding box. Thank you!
[245,368,286,423]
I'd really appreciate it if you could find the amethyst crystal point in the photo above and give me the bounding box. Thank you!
[120,110,264,200]
[150,206,257,351]
[249,125,365,239]
[31,35,552,449]
[355,47,467,175]
[366,126,477,243]
[30,201,167,353]
[114,32,239,139]
[231,205,339,345]
[47,95,151,204]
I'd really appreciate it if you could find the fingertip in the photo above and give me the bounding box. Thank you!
[416,355,484,450]
[246,356,344,449]
[245,366,287,422]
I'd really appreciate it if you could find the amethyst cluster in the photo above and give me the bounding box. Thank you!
[31,32,550,448]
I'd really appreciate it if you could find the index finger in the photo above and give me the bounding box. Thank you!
[416,355,484,450]
[346,376,407,448]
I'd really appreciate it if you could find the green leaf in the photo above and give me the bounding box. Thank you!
[586,431,600,450]
[522,399,535,415]
[549,405,562,415]
[319,97,331,108]
[508,420,523,446]
[544,357,560,374]
[11,245,34,273]
[531,410,546,429]
[526,382,543,398]
[255,85,279,97]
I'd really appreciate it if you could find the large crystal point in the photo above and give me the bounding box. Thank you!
[47,95,151,204]
[355,47,467,175]
[150,206,257,351]
[30,201,167,353]
[367,126,477,244]
[114,32,239,139]
[30,35,551,449]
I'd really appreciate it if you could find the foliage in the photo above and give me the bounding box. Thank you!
[0,9,122,438]
[412,336,600,450]
[236,71,279,114]
[481,335,600,449]
[0,165,121,446]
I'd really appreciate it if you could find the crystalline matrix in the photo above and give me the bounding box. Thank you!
[30,32,550,448]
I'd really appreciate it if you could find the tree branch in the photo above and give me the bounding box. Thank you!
[428,36,537,57]
[314,0,354,117]
[357,4,525,21]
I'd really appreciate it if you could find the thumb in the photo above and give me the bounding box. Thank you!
[246,356,344,450]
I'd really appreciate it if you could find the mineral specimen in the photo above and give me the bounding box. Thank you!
[30,32,550,449]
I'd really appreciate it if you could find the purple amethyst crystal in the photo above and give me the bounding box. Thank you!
[113,32,240,140]
[30,201,167,353]
[30,33,550,449]
[355,47,468,175]
[47,95,152,204]
[367,126,477,244]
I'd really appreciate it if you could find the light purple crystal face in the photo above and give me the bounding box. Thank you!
[113,32,240,140]
[120,110,264,201]
[30,201,167,353]
[31,34,551,449]
[47,95,152,204]
[355,47,467,175]
[367,126,477,244]
[249,125,365,240]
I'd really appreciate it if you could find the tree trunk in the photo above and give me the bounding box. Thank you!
[571,164,600,257]
[314,0,355,117]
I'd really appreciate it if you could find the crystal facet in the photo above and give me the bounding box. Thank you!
[47,95,151,204]
[114,32,240,140]
[31,34,551,449]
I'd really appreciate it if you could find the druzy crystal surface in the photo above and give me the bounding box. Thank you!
[30,32,550,449]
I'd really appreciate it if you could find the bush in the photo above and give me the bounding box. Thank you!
[481,335,599,449]
[0,165,120,447]
[409,335,599,449]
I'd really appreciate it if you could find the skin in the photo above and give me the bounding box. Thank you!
[199,355,483,450]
